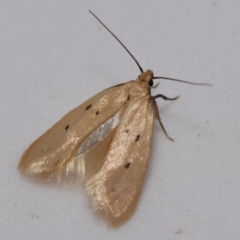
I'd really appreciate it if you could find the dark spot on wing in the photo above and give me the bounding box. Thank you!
[126,129,129,133]
[124,162,131,169]
[135,135,140,142]
[95,110,99,115]
[65,125,69,130]
[85,104,92,111]
[127,95,130,100]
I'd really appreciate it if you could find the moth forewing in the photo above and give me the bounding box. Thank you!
[18,84,129,179]
[86,95,155,226]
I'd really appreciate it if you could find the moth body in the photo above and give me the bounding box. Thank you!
[18,69,167,225]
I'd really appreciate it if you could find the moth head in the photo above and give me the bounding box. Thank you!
[138,69,154,87]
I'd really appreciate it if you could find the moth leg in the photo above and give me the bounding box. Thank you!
[153,94,179,101]
[151,96,179,141]
[157,115,174,141]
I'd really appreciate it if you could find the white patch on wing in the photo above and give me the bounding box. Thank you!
[76,110,121,156]
[66,110,121,178]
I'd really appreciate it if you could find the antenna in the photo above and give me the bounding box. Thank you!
[153,76,212,86]
[89,10,212,87]
[89,10,144,73]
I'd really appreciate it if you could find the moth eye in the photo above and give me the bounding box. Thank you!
[149,79,153,87]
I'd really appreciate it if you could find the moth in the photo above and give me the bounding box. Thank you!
[18,10,210,226]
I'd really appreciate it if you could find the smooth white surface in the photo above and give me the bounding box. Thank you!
[1,1,240,240]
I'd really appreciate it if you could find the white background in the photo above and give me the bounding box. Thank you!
[1,1,240,240]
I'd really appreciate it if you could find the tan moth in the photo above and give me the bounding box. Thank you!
[18,10,211,226]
